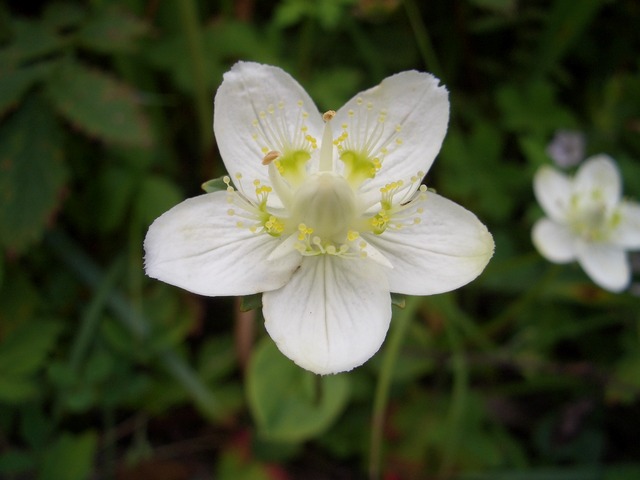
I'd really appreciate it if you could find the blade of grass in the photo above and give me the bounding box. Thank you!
[46,230,222,421]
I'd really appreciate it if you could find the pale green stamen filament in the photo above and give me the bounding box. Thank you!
[334,98,404,187]
[369,177,427,235]
[224,175,286,237]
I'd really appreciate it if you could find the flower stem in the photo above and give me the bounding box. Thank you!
[369,295,421,480]
[403,0,444,80]
[439,300,468,477]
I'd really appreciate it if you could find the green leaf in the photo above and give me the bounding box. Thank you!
[534,0,607,77]
[96,164,136,233]
[240,293,262,312]
[0,319,63,377]
[201,176,229,193]
[605,465,640,480]
[45,60,153,147]
[0,62,54,117]
[247,337,350,442]
[0,450,35,476]
[0,97,67,252]
[0,18,63,67]
[41,2,86,31]
[391,293,406,309]
[38,432,97,480]
[0,377,38,403]
[134,175,182,227]
[77,6,149,53]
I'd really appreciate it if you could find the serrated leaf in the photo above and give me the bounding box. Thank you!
[247,337,350,442]
[0,61,54,117]
[39,432,97,480]
[0,97,67,251]
[78,6,148,53]
[46,60,152,147]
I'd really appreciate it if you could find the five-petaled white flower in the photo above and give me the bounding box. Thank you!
[532,154,640,292]
[144,62,494,374]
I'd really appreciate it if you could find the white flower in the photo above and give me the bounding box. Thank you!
[532,155,640,292]
[144,62,494,374]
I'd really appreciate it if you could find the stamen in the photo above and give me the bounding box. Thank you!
[262,150,281,165]
[319,110,336,172]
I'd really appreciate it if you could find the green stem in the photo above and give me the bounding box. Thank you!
[69,257,124,371]
[403,0,444,80]
[439,301,468,477]
[175,0,212,154]
[369,295,421,480]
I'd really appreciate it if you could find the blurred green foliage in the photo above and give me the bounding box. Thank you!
[0,0,639,479]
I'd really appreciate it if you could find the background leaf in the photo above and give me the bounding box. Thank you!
[45,60,153,147]
[247,337,350,442]
[0,96,66,252]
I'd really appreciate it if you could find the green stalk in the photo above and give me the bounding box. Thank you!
[439,303,468,477]
[369,295,421,480]
[175,0,212,154]
[403,0,444,80]
[69,257,124,371]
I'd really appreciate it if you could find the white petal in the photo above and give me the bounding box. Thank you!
[213,62,323,196]
[334,71,449,194]
[144,192,301,296]
[364,192,494,295]
[263,256,391,375]
[610,200,640,249]
[576,241,630,292]
[574,154,621,211]
[533,165,571,222]
[532,218,576,263]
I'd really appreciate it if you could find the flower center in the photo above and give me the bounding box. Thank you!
[291,172,358,243]
[567,191,621,242]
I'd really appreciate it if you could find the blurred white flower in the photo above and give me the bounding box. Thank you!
[532,155,640,292]
[546,130,585,168]
[144,62,494,374]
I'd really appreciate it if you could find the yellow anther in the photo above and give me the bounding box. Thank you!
[347,231,359,242]
[323,110,336,122]
[261,146,269,154]
[262,150,281,165]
